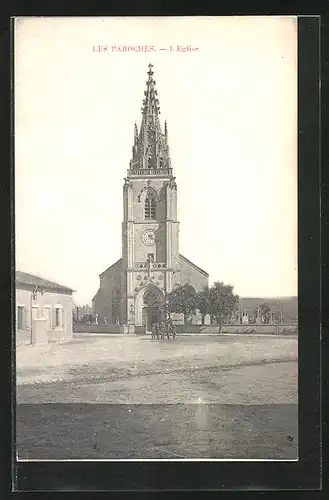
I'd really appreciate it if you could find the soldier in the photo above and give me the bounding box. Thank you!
[160,321,165,340]
[171,320,176,340]
[155,322,160,340]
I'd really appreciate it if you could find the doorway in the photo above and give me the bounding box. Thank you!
[142,306,161,332]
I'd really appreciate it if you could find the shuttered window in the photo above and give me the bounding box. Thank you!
[17,306,25,330]
[145,197,156,220]
[55,308,60,327]
[53,305,64,329]
[44,306,52,330]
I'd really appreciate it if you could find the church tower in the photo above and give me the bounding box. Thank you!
[92,64,208,331]
[122,63,180,328]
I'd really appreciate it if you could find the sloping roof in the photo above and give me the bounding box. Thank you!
[99,258,122,278]
[92,289,101,302]
[16,271,75,294]
[179,254,209,277]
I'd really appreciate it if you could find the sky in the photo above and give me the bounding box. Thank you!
[14,16,298,306]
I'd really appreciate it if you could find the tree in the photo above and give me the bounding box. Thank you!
[249,311,257,324]
[259,303,271,324]
[196,285,211,325]
[208,281,239,334]
[167,284,198,324]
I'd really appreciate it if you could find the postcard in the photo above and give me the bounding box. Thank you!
[14,16,298,463]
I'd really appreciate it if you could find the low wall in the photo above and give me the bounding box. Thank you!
[175,324,298,335]
[73,323,125,334]
[72,323,298,335]
[175,324,203,334]
[135,326,146,334]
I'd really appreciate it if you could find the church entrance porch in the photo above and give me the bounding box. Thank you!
[142,306,162,332]
[134,284,165,330]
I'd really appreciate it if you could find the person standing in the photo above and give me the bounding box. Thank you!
[155,322,160,339]
[171,321,176,340]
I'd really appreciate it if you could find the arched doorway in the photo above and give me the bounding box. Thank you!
[139,286,164,332]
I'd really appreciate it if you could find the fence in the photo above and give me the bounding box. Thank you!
[178,324,298,335]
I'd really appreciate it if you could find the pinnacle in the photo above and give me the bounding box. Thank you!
[147,62,154,77]
[141,63,160,117]
[128,64,171,174]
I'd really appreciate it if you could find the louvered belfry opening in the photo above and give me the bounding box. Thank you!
[145,196,156,220]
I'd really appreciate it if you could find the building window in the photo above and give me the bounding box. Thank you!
[147,253,154,262]
[53,306,64,329]
[143,289,161,307]
[145,196,156,220]
[55,308,60,327]
[137,195,141,202]
[17,306,24,330]
[44,306,52,330]
[150,198,156,219]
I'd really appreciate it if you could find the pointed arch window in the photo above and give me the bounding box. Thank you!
[145,196,156,220]
[143,289,161,307]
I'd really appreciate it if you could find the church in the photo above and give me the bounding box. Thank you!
[92,64,209,331]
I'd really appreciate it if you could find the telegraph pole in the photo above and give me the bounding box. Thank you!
[30,285,39,344]
[29,285,45,344]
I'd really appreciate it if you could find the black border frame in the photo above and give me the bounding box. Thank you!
[6,14,321,492]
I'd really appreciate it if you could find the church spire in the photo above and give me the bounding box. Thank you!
[129,64,171,174]
[164,120,168,144]
[134,121,138,144]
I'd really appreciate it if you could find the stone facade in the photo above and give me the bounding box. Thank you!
[178,255,209,292]
[16,271,74,345]
[93,64,209,330]
[92,259,122,324]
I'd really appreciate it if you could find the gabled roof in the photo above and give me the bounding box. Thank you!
[179,254,209,277]
[99,258,122,278]
[16,271,75,294]
[92,289,101,302]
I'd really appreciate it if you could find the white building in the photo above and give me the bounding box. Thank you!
[15,271,74,344]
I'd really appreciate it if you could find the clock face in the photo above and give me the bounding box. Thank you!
[141,229,156,246]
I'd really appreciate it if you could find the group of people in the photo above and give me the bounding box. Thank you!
[151,319,176,340]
